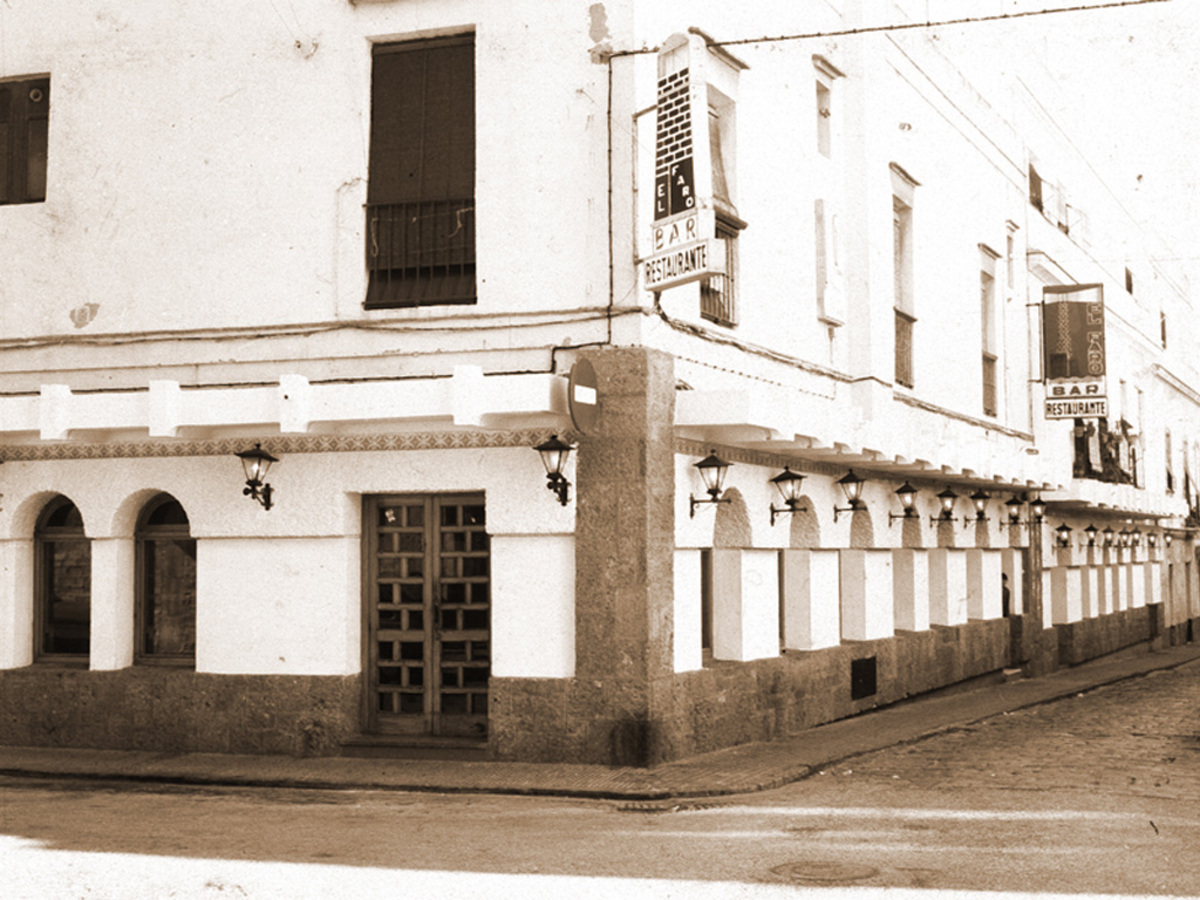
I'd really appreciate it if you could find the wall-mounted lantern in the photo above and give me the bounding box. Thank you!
[832,470,867,523]
[1029,495,1047,523]
[236,443,278,511]
[930,487,958,526]
[1118,527,1131,548]
[1164,532,1174,548]
[1083,524,1098,547]
[769,466,808,526]
[964,489,990,527]
[1130,527,1143,548]
[534,435,574,506]
[1054,523,1073,548]
[1147,532,1159,549]
[690,451,732,518]
[889,482,919,525]
[1006,496,1025,526]
[1102,525,1116,548]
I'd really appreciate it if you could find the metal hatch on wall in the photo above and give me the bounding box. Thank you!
[364,494,490,740]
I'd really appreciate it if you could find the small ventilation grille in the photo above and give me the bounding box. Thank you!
[850,656,878,700]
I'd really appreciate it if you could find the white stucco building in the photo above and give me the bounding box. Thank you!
[1,0,1196,764]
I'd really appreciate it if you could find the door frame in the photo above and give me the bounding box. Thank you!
[361,492,490,737]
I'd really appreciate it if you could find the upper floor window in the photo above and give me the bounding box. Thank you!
[813,55,842,160]
[35,496,90,662]
[1166,428,1175,493]
[1028,163,1043,212]
[136,494,197,665]
[891,165,918,388]
[701,215,739,327]
[980,245,999,418]
[815,80,832,158]
[700,98,744,328]
[366,36,475,309]
[1,76,49,205]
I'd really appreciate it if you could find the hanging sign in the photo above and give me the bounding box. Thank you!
[1043,284,1107,419]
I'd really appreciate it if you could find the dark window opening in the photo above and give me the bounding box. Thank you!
[1029,164,1043,212]
[1125,267,1134,295]
[0,76,49,205]
[700,549,713,656]
[35,496,89,661]
[136,494,197,664]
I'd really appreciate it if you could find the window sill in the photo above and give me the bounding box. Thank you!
[31,658,89,669]
[134,657,197,668]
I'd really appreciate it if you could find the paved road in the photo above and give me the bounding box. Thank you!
[3,662,1199,899]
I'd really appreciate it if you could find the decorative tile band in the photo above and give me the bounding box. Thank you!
[0,429,577,462]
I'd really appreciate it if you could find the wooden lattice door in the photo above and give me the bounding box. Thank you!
[366,495,490,737]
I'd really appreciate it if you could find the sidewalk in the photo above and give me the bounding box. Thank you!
[3,643,1198,802]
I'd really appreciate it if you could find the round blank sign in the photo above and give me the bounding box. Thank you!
[568,359,600,433]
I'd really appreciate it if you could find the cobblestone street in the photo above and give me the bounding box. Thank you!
[816,663,1200,802]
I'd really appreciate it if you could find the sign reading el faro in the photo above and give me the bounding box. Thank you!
[1043,283,1107,419]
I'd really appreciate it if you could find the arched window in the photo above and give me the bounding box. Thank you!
[35,496,90,661]
[136,494,196,665]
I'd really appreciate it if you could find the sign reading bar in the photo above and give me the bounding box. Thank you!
[651,209,714,253]
[1043,283,1107,420]
[644,239,724,291]
[1045,398,1109,419]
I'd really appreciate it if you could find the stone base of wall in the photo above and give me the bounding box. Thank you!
[492,618,1011,766]
[1055,605,1163,667]
[0,667,360,757]
[1164,616,1199,649]
[489,676,653,766]
[658,618,1011,761]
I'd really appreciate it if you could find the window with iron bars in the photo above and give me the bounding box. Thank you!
[982,352,997,417]
[700,218,739,327]
[894,308,915,388]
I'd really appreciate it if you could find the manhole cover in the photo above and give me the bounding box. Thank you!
[771,861,880,884]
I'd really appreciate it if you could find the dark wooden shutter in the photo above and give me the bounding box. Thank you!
[369,37,474,205]
[0,86,10,203]
[1028,164,1043,212]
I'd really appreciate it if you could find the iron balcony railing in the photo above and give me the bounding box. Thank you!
[366,198,475,308]
[982,352,998,417]
[894,308,915,388]
[700,223,738,327]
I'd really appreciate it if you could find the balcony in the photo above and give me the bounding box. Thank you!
[366,199,475,309]
[1072,417,1138,487]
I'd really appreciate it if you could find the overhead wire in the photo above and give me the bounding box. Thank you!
[609,0,1172,57]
